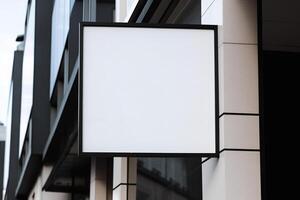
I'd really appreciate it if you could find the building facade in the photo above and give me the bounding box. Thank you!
[2,0,299,200]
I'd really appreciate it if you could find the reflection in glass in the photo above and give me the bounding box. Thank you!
[137,158,202,200]
[20,0,35,153]
[3,83,13,193]
[50,0,70,94]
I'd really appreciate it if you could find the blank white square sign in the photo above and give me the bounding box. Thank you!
[80,24,218,155]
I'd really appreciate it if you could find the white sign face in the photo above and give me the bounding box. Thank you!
[80,23,218,156]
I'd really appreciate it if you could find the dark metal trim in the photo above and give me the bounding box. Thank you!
[43,63,78,161]
[42,129,77,191]
[79,22,219,157]
[201,148,260,165]
[15,154,41,198]
[219,112,260,118]
[79,21,217,29]
[128,0,148,23]
[113,183,137,191]
[219,148,260,154]
[136,0,160,23]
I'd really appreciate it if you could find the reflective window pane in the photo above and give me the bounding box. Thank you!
[50,0,70,94]
[20,0,35,152]
[137,158,202,200]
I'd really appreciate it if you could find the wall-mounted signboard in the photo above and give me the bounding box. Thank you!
[79,23,218,156]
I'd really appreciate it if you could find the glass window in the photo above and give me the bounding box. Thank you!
[20,0,35,153]
[50,0,71,95]
[201,0,223,25]
[137,158,202,200]
[127,0,137,11]
[126,0,139,21]
[3,83,13,193]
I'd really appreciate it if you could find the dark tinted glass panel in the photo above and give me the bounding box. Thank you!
[137,158,202,200]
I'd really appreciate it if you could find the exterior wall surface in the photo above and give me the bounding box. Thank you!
[112,1,261,200]
[202,1,261,200]
[2,1,262,200]
[112,158,136,200]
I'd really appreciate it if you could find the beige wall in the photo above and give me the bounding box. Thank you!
[202,1,261,200]
[112,158,136,200]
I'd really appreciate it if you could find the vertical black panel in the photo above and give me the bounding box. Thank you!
[260,51,300,200]
[260,0,300,199]
[31,0,53,154]
[5,50,23,200]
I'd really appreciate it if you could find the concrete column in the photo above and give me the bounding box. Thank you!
[112,157,137,200]
[115,0,128,22]
[90,158,110,200]
[202,1,261,200]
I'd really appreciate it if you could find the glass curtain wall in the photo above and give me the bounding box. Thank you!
[137,158,202,200]
[19,0,35,153]
[3,83,13,196]
[50,0,73,95]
